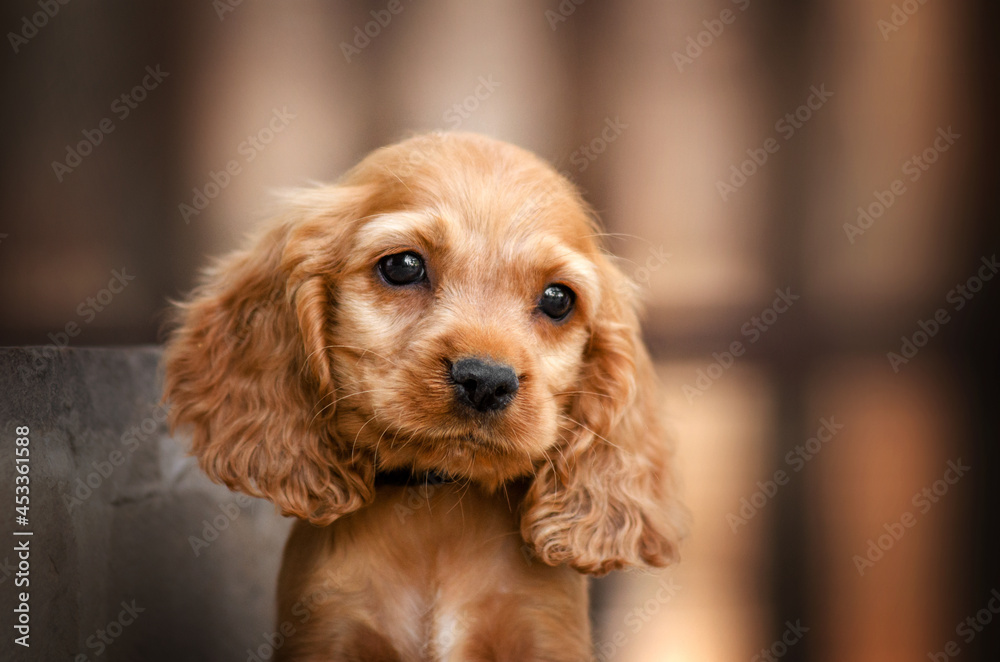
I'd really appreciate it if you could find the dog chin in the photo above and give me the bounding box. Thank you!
[376,431,538,489]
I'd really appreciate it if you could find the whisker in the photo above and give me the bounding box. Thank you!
[331,388,383,407]
[446,456,475,523]
[380,166,414,194]
[373,423,391,464]
[581,231,648,243]
[335,212,395,230]
[541,451,558,485]
[556,415,625,451]
[553,390,613,400]
[307,379,362,415]
[520,446,540,481]
[321,345,400,367]
[309,386,387,425]
[547,435,571,468]
[351,412,379,463]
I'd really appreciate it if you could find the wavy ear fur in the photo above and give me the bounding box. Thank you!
[163,186,373,525]
[521,255,687,575]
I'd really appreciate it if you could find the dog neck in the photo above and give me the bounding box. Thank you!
[374,468,458,487]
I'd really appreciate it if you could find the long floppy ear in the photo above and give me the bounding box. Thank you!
[521,255,687,575]
[163,186,374,525]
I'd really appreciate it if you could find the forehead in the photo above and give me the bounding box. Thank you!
[352,133,601,249]
[344,133,603,295]
[360,207,598,289]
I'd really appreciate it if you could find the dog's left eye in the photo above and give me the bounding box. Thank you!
[538,284,575,321]
[378,251,426,286]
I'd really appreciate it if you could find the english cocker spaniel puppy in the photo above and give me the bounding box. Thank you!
[163,132,685,661]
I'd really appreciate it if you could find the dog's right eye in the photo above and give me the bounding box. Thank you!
[378,251,426,286]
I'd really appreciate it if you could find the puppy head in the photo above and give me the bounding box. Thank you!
[164,132,685,573]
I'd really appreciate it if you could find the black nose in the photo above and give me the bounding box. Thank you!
[450,358,519,413]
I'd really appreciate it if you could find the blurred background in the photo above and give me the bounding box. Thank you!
[1,1,997,660]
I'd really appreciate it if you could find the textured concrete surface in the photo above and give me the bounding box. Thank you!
[0,347,293,662]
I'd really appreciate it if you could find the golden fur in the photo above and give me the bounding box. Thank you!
[163,132,685,660]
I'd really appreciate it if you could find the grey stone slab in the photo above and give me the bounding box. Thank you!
[0,347,293,662]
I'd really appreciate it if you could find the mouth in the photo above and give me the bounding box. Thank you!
[441,430,492,444]
[376,429,532,485]
[396,428,504,453]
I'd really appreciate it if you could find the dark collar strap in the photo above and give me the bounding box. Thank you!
[375,468,457,487]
